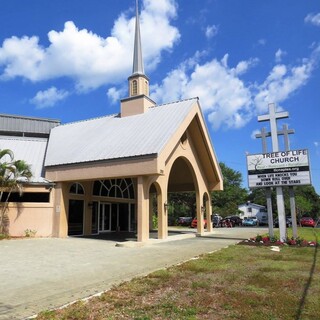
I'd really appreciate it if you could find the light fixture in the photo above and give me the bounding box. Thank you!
[164,202,169,211]
[201,206,205,214]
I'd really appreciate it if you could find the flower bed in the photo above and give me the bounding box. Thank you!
[238,234,319,247]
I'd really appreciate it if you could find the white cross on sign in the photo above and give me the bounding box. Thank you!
[258,103,288,151]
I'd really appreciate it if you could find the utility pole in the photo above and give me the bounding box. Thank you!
[255,127,274,237]
[258,103,288,242]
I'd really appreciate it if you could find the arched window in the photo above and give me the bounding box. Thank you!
[69,183,84,195]
[144,80,148,95]
[132,80,138,96]
[93,179,135,199]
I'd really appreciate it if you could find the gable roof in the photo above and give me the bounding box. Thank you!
[238,203,266,209]
[45,98,198,167]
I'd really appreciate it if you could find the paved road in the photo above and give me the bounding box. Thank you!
[0,227,267,320]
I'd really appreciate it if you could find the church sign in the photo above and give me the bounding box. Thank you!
[247,149,311,188]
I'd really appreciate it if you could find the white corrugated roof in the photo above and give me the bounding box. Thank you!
[45,98,197,167]
[0,137,49,183]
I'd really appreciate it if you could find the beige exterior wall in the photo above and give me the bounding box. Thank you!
[120,95,155,118]
[6,186,55,237]
[45,156,159,182]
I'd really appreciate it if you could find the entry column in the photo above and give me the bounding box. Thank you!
[137,176,149,242]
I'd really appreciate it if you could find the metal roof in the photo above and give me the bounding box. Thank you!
[45,98,198,167]
[0,114,60,137]
[0,136,49,183]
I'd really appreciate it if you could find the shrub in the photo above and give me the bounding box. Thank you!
[24,229,37,237]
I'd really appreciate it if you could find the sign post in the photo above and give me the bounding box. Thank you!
[255,127,274,237]
[258,103,289,242]
[279,124,298,238]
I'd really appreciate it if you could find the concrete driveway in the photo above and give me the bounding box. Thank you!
[0,227,267,320]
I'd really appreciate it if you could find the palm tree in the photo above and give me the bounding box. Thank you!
[0,149,32,234]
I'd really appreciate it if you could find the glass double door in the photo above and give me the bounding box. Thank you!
[99,203,130,232]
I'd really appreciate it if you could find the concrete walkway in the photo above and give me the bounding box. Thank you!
[0,227,267,320]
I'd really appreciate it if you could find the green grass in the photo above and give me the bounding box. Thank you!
[269,226,320,242]
[36,240,320,320]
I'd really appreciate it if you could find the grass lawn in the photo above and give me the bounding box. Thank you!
[36,229,320,320]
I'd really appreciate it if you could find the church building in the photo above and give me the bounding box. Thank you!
[0,3,223,242]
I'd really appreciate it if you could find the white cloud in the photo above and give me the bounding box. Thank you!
[251,129,261,140]
[151,54,253,130]
[258,39,266,46]
[107,86,126,105]
[233,58,259,76]
[205,25,218,39]
[253,50,318,114]
[275,49,286,63]
[0,0,180,93]
[305,13,320,26]
[30,87,69,109]
[314,141,319,147]
[151,44,320,131]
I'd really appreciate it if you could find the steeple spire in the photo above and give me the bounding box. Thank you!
[120,0,155,117]
[132,0,144,75]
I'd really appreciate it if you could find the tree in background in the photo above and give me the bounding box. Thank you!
[211,162,248,217]
[290,186,320,219]
[0,149,32,234]
[248,185,320,219]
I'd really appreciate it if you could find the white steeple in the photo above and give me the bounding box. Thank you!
[120,0,155,117]
[132,0,145,76]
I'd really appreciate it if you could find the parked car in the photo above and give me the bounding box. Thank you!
[300,217,316,227]
[212,214,222,227]
[259,216,269,226]
[177,216,193,226]
[191,218,207,228]
[242,218,257,226]
[274,217,292,228]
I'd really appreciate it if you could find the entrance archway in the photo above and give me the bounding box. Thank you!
[167,157,200,231]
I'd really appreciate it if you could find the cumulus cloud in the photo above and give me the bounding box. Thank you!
[275,49,286,63]
[205,25,218,39]
[258,39,266,46]
[251,129,261,140]
[30,87,69,109]
[305,13,320,26]
[253,48,319,114]
[151,44,320,131]
[151,54,253,130]
[107,86,126,105]
[0,0,180,93]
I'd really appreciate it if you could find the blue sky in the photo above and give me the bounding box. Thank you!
[0,0,319,194]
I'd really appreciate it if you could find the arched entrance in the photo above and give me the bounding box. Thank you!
[167,157,201,231]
